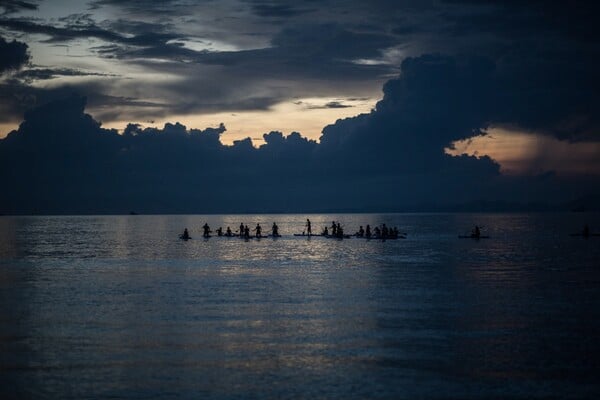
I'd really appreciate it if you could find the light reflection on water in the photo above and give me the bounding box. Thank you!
[1,213,600,399]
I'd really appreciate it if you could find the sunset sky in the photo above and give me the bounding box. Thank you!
[1,0,599,213]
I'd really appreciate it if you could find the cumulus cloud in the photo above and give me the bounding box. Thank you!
[2,54,597,215]
[1,1,599,213]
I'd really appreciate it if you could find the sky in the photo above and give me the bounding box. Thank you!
[0,0,599,213]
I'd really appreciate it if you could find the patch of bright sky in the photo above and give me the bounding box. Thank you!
[101,97,377,145]
[353,46,406,67]
[446,127,600,176]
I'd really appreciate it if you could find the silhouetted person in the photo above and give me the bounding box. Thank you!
[366,225,371,238]
[472,225,481,238]
[203,223,211,238]
[323,226,329,236]
[306,219,312,235]
[226,227,232,236]
[357,226,364,237]
[181,228,190,240]
[244,225,250,239]
[331,221,337,236]
[336,223,342,238]
[239,223,244,237]
[374,226,381,238]
[254,223,262,238]
[272,222,279,236]
[216,227,223,236]
[382,224,388,239]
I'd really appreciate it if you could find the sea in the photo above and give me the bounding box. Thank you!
[1,213,599,399]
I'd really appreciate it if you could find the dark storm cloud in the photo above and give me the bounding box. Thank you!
[0,36,29,73]
[443,0,600,41]
[0,95,319,214]
[3,54,597,215]
[1,0,599,216]
[317,54,500,177]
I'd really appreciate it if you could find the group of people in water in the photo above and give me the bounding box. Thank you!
[183,220,406,240]
[184,219,404,240]
[305,219,403,239]
[181,222,280,240]
[180,221,594,241]
[355,223,403,239]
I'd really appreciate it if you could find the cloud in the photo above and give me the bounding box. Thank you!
[323,102,352,109]
[3,0,597,133]
[0,0,38,15]
[2,54,597,215]
[0,17,125,43]
[0,16,178,46]
[14,67,117,82]
[0,12,396,122]
[250,3,315,18]
[0,36,29,73]
[0,0,598,213]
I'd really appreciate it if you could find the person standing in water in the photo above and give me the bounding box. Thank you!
[306,219,312,236]
[254,223,262,238]
[239,223,244,237]
[202,223,211,238]
[272,222,279,236]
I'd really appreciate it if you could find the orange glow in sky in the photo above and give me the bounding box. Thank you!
[447,127,600,176]
[100,97,376,146]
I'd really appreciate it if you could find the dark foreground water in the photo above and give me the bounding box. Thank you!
[1,213,599,399]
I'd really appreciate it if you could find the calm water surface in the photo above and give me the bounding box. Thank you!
[1,213,599,399]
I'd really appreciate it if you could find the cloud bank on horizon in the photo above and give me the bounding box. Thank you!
[0,0,599,213]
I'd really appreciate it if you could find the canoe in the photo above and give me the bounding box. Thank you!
[293,233,323,237]
[179,235,191,240]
